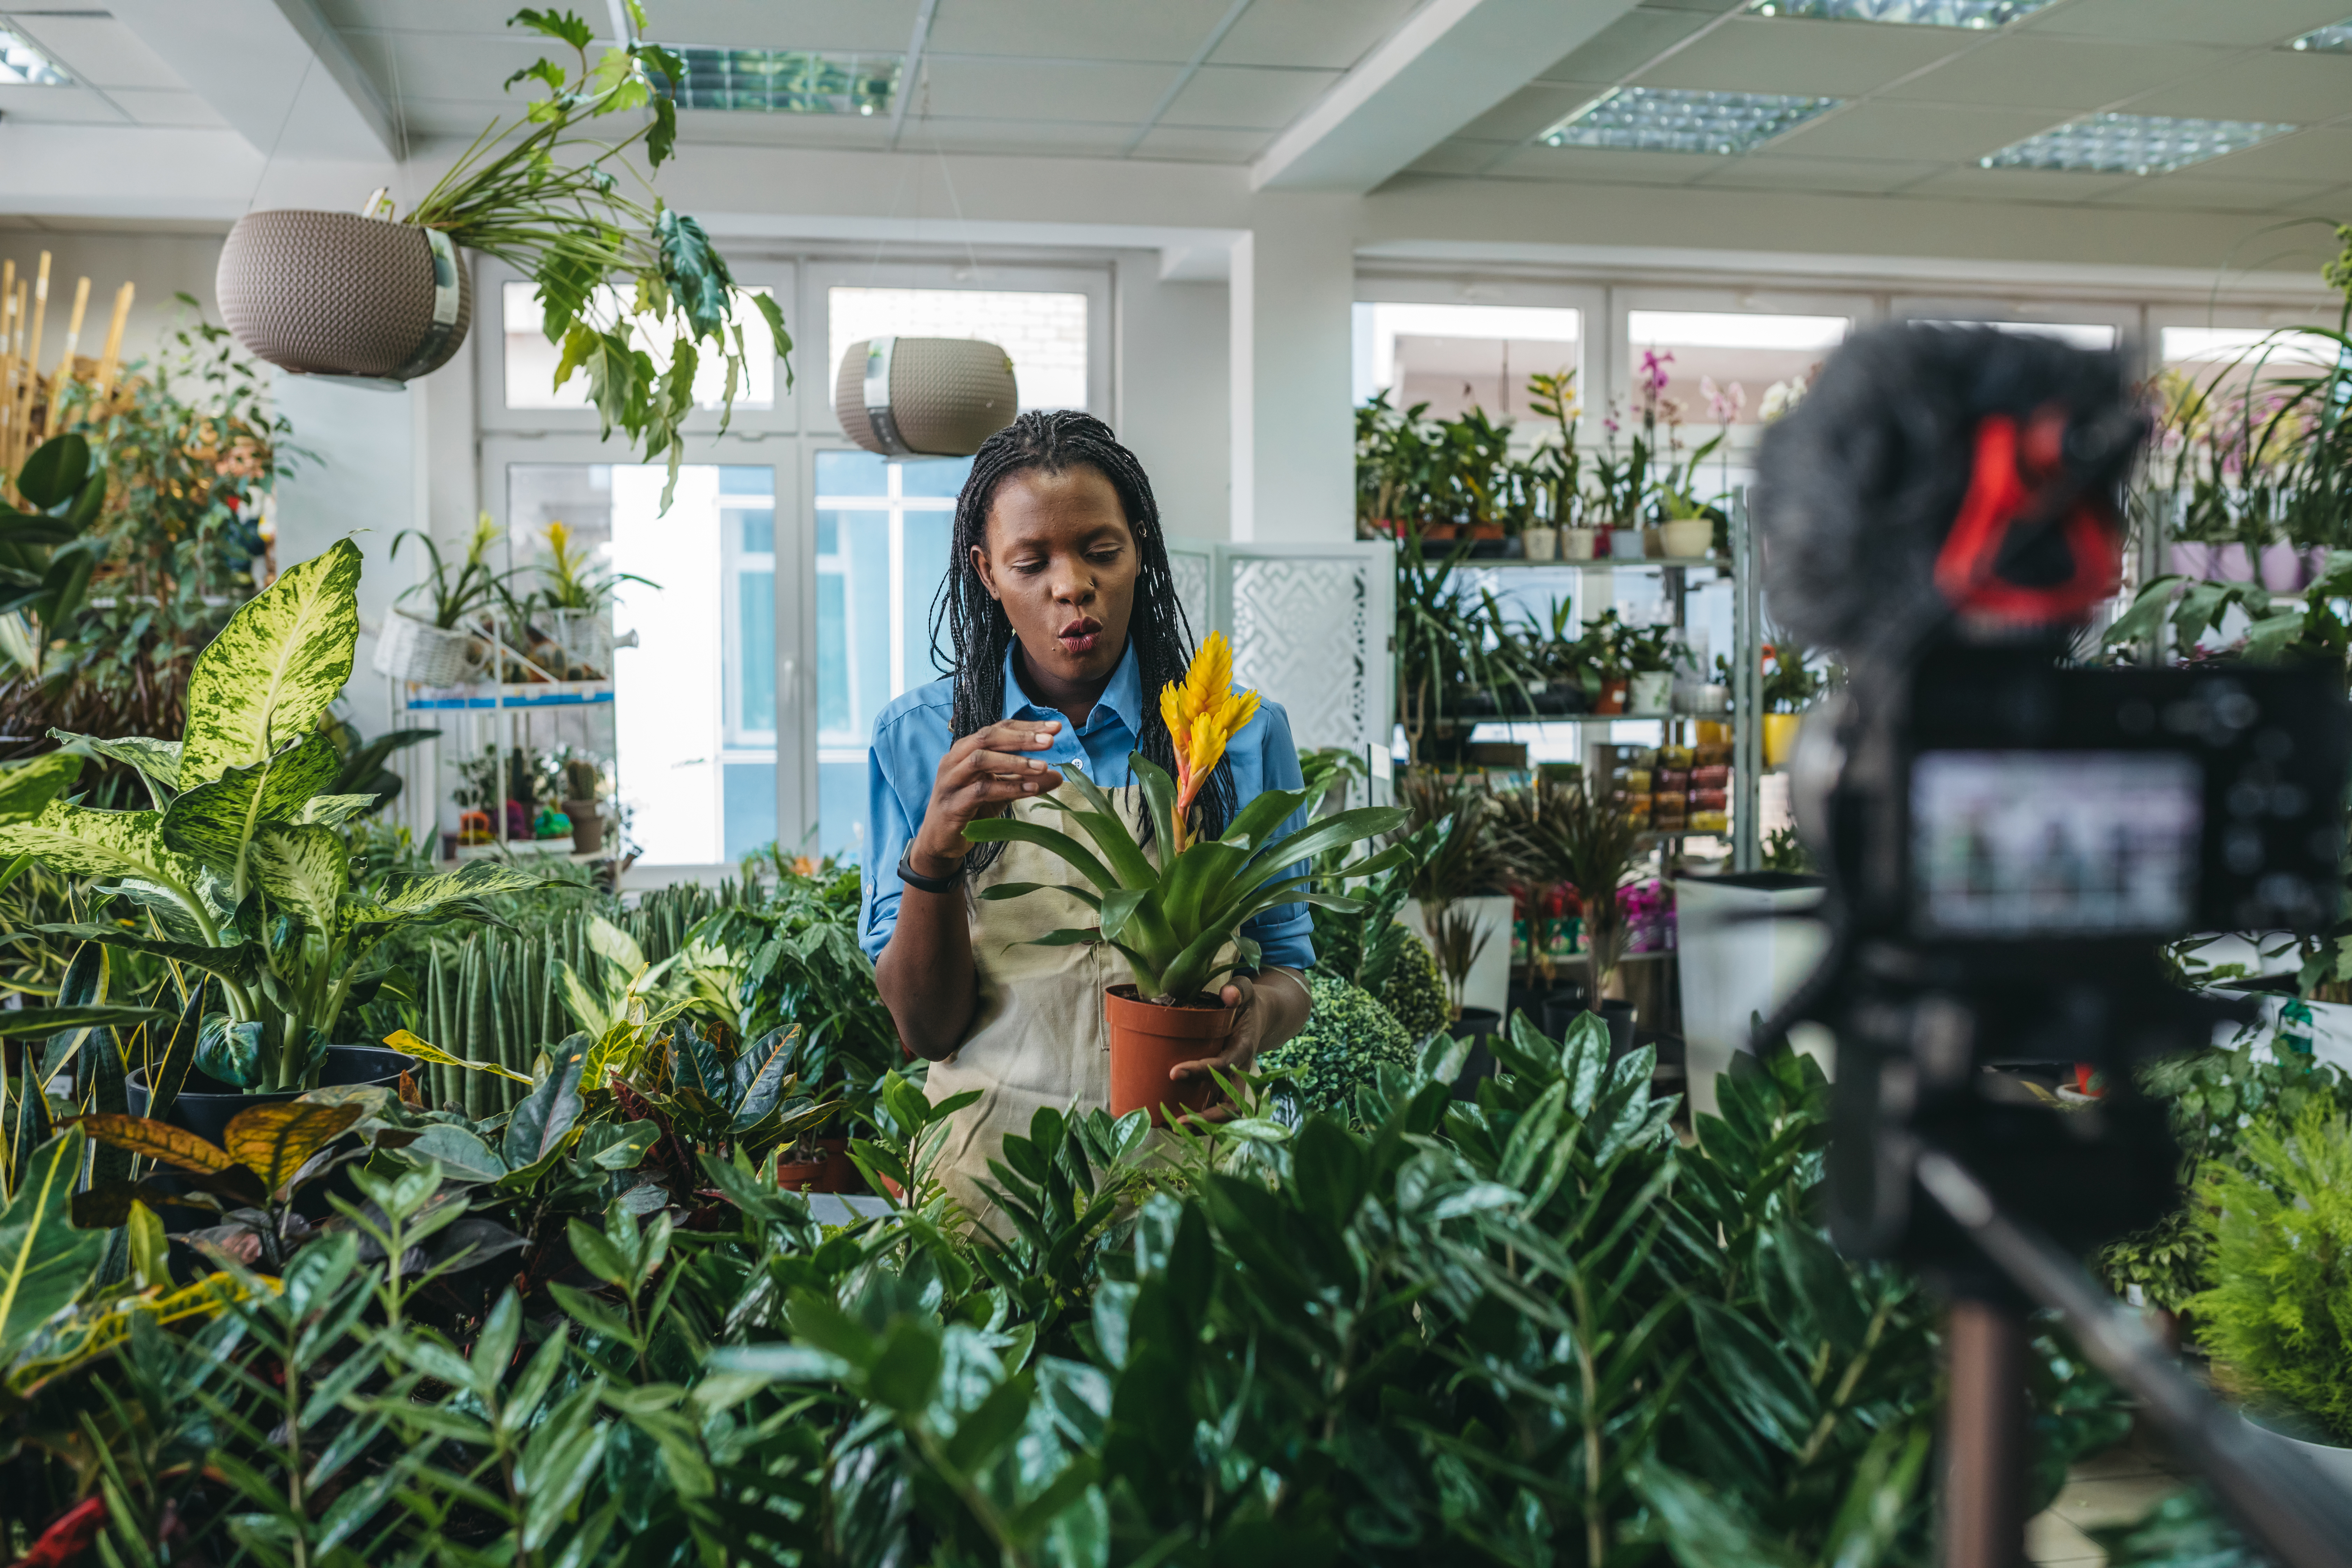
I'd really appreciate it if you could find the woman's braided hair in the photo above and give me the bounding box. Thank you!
[931,409,1237,872]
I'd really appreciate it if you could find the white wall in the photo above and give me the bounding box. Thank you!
[1112,253,1229,542]
[0,225,230,373]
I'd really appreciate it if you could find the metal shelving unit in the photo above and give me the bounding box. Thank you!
[1422,513,1765,873]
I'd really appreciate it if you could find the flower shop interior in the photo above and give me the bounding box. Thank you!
[2,0,2352,1563]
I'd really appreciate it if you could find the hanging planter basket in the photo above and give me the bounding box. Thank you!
[216,211,472,385]
[372,611,486,686]
[547,608,614,673]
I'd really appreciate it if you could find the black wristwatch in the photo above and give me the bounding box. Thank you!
[896,845,966,894]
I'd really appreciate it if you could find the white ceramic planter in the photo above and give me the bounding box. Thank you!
[1561,528,1597,561]
[1522,526,1558,561]
[1660,518,1715,559]
[2240,1411,2352,1492]
[1609,528,1648,561]
[1629,671,1673,714]
[1674,872,1832,1115]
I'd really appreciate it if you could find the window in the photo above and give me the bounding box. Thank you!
[1622,310,1849,429]
[504,461,779,867]
[1352,302,1582,422]
[826,287,1088,410]
[813,449,975,864]
[502,282,777,412]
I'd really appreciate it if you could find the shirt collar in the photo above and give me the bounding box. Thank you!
[1000,637,1144,736]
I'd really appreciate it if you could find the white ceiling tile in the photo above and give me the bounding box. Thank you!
[1158,65,1338,131]
[1210,0,1419,70]
[1129,124,1271,162]
[2082,175,2340,212]
[1766,100,2065,160]
[912,117,1134,155]
[1639,16,1974,97]
[1454,83,1605,144]
[339,28,574,110]
[2117,54,2352,126]
[2023,0,2352,47]
[7,16,187,91]
[642,1,921,52]
[1535,6,1724,85]
[383,98,530,139]
[1485,143,1721,183]
[917,57,1177,122]
[925,0,1233,63]
[111,89,229,128]
[1689,154,1947,192]
[1899,166,2136,201]
[322,0,528,35]
[1879,36,2235,111]
[0,85,126,123]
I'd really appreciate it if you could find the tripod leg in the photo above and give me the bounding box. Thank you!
[1945,1296,2030,1568]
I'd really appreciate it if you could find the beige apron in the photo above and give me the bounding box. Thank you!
[925,784,1211,1235]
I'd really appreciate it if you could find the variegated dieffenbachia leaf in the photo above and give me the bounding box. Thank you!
[248,824,349,932]
[160,732,338,881]
[179,539,362,789]
[0,752,82,824]
[342,861,543,936]
[47,730,181,804]
[299,793,380,827]
[0,801,205,905]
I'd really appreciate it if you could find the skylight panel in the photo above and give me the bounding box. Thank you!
[1748,0,2055,25]
[1980,113,2298,175]
[1541,88,1839,156]
[2288,19,2352,51]
[656,47,899,115]
[0,28,72,86]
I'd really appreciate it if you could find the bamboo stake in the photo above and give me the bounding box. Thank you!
[92,281,132,404]
[49,276,90,437]
[13,254,49,471]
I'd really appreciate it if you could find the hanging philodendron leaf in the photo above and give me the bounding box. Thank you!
[400,8,793,509]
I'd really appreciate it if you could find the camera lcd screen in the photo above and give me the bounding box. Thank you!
[1911,750,2203,937]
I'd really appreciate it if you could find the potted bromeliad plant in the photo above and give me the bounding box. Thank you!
[535,518,656,676]
[378,513,505,685]
[968,634,1408,1122]
[2,540,540,1137]
[214,5,790,509]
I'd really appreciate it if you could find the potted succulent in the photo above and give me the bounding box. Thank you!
[560,750,608,854]
[377,513,503,685]
[1,540,541,1129]
[214,6,790,507]
[967,635,1407,1123]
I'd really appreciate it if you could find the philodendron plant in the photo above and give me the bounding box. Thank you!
[967,638,1409,1004]
[0,539,537,1091]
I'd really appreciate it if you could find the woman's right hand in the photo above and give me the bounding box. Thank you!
[907,719,1064,878]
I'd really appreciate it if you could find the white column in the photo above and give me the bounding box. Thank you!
[1228,196,1358,544]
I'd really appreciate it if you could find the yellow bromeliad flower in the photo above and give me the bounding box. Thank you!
[1159,631,1259,850]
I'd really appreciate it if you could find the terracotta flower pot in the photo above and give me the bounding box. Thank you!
[777,1138,859,1193]
[1106,984,1236,1126]
[1468,523,1505,541]
[1421,522,1460,542]
[1594,678,1629,716]
[775,1155,827,1192]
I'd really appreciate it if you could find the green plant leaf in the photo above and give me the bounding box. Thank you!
[46,730,178,796]
[195,1015,265,1087]
[342,860,544,936]
[381,1027,533,1086]
[162,733,339,880]
[247,823,349,931]
[15,434,91,511]
[0,1003,169,1037]
[68,1112,234,1175]
[0,802,205,909]
[0,752,82,824]
[0,1130,105,1360]
[224,1101,364,1194]
[732,1026,800,1129]
[179,539,362,788]
[505,1033,589,1167]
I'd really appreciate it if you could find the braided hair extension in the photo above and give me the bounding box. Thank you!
[930,409,1238,871]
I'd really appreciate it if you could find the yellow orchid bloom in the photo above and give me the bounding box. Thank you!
[1161,634,1260,851]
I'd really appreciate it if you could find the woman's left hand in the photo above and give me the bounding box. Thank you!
[1169,969,1310,1120]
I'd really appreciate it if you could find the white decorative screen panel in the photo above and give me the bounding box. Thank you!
[1162,541,1392,759]
[1168,546,1211,646]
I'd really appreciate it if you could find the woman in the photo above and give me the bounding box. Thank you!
[861,410,1315,1230]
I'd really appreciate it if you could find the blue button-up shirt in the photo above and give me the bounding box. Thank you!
[860,639,1317,971]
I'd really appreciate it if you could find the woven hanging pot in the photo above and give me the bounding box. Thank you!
[216,211,472,382]
[834,336,1017,457]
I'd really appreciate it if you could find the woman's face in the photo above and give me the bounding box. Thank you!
[974,464,1139,694]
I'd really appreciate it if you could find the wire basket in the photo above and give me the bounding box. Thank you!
[373,612,485,686]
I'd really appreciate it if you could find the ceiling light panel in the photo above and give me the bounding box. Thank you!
[2288,19,2352,51]
[1748,0,2054,25]
[659,47,898,115]
[0,28,72,86]
[1980,113,2298,175]
[1542,87,1840,155]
